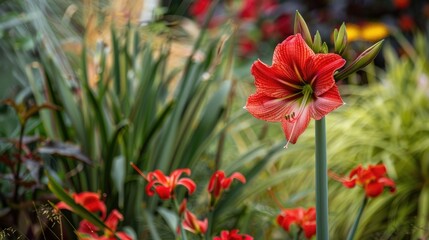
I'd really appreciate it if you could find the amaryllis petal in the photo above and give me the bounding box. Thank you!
[251,60,298,98]
[281,106,311,144]
[246,93,296,122]
[306,54,346,96]
[310,85,344,120]
[273,34,314,82]
[183,210,208,234]
[145,168,196,200]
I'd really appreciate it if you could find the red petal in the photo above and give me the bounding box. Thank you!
[378,177,396,192]
[302,221,317,238]
[342,179,356,188]
[177,178,197,195]
[365,182,384,197]
[246,92,297,122]
[78,219,99,237]
[310,84,344,120]
[105,209,123,231]
[148,170,168,184]
[369,164,387,178]
[251,60,299,98]
[229,172,246,184]
[306,54,345,96]
[155,185,172,200]
[281,106,311,144]
[273,34,314,83]
[116,231,133,240]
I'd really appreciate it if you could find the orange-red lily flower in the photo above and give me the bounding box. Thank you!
[146,168,196,200]
[182,209,208,235]
[56,191,107,219]
[213,229,254,240]
[77,210,132,240]
[335,164,396,198]
[277,207,316,239]
[245,34,346,146]
[56,191,132,240]
[208,170,246,206]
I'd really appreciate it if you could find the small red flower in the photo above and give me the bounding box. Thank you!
[335,164,396,198]
[56,191,107,219]
[245,34,346,146]
[146,168,196,200]
[56,191,132,240]
[77,210,132,240]
[277,207,316,239]
[182,210,208,235]
[213,229,254,240]
[208,170,246,206]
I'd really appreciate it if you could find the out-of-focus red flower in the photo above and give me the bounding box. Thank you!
[398,15,415,31]
[56,191,132,240]
[146,168,196,200]
[213,229,254,240]
[56,192,107,219]
[245,34,346,146]
[336,164,396,198]
[275,14,293,39]
[393,0,410,9]
[238,37,257,57]
[77,210,132,240]
[182,210,208,235]
[239,0,278,21]
[277,207,316,239]
[189,0,211,18]
[208,170,246,206]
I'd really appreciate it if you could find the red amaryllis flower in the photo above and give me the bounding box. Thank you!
[213,229,254,240]
[208,170,246,206]
[245,34,346,146]
[146,169,196,200]
[182,210,208,235]
[56,191,107,219]
[334,164,396,198]
[277,207,316,239]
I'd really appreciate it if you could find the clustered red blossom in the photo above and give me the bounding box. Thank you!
[277,207,316,239]
[56,192,132,240]
[334,164,396,198]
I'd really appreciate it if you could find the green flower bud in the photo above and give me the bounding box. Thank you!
[294,11,312,47]
[335,40,384,81]
[334,23,348,55]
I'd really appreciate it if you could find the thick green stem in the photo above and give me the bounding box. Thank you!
[346,197,368,240]
[315,118,329,239]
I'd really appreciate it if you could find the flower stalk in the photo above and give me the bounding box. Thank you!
[346,197,368,240]
[315,117,329,239]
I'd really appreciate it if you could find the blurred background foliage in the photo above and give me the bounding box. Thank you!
[0,0,429,239]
